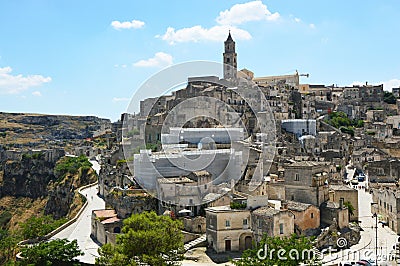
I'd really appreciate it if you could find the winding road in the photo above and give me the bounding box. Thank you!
[50,160,105,264]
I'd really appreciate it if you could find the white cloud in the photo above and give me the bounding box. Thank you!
[159,25,251,44]
[0,66,51,94]
[32,91,42,97]
[294,18,301,23]
[349,79,400,91]
[112,97,130,102]
[158,1,279,44]
[216,1,280,25]
[381,79,400,91]
[133,52,173,68]
[111,19,145,30]
[309,23,316,29]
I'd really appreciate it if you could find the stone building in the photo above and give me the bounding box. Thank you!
[320,200,349,228]
[205,206,253,253]
[281,119,317,137]
[251,205,294,242]
[223,31,237,80]
[366,159,400,183]
[91,209,122,245]
[371,186,400,233]
[329,185,358,222]
[287,201,320,236]
[352,147,387,170]
[283,161,329,206]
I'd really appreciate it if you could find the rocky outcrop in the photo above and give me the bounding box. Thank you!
[105,188,158,219]
[0,112,111,148]
[315,219,361,250]
[1,156,57,198]
[45,167,97,219]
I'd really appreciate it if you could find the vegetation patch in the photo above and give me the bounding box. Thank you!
[54,155,92,179]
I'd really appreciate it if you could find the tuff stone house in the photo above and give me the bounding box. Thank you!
[287,201,320,236]
[91,209,122,245]
[205,199,297,253]
[366,159,400,183]
[352,147,387,170]
[283,161,329,206]
[320,200,349,228]
[251,205,294,242]
[205,206,253,253]
[371,186,400,233]
[329,185,359,222]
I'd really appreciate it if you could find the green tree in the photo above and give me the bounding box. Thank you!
[20,215,67,239]
[0,230,19,264]
[344,201,355,221]
[384,91,397,104]
[96,211,184,266]
[54,155,92,178]
[19,239,83,265]
[232,234,320,266]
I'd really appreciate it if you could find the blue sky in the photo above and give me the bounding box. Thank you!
[1,0,400,121]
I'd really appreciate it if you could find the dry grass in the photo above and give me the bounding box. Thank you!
[0,196,48,231]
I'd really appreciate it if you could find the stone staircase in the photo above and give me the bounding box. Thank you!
[184,234,206,251]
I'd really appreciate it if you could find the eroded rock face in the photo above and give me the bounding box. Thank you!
[45,167,96,219]
[1,157,57,198]
[105,190,158,219]
[0,154,96,219]
[315,220,361,250]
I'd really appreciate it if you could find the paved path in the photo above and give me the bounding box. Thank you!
[51,160,105,265]
[324,173,398,265]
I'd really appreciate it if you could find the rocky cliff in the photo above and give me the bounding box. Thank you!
[0,154,97,224]
[0,112,111,148]
[45,167,97,219]
[1,156,57,198]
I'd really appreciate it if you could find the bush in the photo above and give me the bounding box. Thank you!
[384,91,397,104]
[20,239,83,265]
[22,152,44,160]
[20,215,68,239]
[230,201,247,209]
[54,155,92,178]
[340,126,355,137]
[327,112,364,129]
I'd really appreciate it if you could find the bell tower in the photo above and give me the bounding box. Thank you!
[223,31,237,80]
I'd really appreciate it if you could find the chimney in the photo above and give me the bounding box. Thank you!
[339,198,344,209]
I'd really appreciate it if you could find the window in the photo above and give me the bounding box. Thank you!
[189,199,193,205]
[295,174,299,181]
[311,213,314,219]
[258,220,262,228]
[279,223,284,234]
[225,220,231,227]
[243,219,248,226]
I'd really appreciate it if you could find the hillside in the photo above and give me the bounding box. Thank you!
[0,112,110,149]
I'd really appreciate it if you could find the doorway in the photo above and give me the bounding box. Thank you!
[225,239,231,251]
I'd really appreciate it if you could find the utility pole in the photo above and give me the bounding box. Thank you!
[371,202,378,264]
